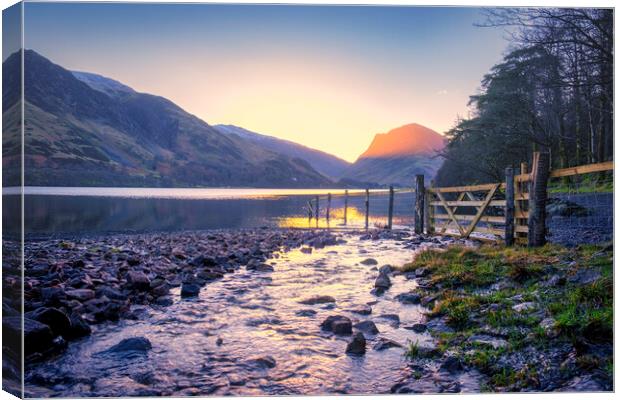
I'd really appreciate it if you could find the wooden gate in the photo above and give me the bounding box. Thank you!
[427,183,506,239]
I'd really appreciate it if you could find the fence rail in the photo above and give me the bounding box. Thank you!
[424,155,613,246]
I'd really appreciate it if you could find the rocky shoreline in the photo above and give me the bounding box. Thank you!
[4,229,344,365]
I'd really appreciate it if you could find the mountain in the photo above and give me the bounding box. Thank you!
[342,123,445,186]
[214,124,350,180]
[2,50,332,188]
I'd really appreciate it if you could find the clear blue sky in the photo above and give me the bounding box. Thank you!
[23,3,508,161]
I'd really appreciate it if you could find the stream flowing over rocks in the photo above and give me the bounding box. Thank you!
[19,228,474,397]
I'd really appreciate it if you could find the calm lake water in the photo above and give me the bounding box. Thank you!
[4,187,417,236]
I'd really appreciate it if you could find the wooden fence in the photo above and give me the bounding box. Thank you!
[420,154,613,246]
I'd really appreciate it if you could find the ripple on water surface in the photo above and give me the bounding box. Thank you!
[25,235,441,397]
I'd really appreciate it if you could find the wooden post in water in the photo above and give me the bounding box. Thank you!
[326,193,331,223]
[344,190,348,225]
[414,175,425,234]
[364,189,370,230]
[315,195,319,227]
[387,186,394,230]
[505,167,515,246]
[528,152,550,247]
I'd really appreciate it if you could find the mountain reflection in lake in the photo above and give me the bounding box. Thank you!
[4,188,416,236]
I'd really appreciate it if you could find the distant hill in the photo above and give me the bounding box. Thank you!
[214,124,350,180]
[2,50,332,188]
[342,123,445,186]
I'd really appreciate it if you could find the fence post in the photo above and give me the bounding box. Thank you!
[426,180,435,234]
[528,151,550,247]
[315,195,319,227]
[365,189,370,230]
[415,175,425,234]
[505,167,515,246]
[326,193,331,222]
[387,186,394,230]
[344,190,348,225]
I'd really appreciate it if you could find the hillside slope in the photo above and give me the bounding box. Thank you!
[342,123,445,186]
[2,50,331,188]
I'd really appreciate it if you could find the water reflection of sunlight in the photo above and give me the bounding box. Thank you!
[277,207,369,228]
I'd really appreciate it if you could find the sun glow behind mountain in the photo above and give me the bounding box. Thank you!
[23,3,508,162]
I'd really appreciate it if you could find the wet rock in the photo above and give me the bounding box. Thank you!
[104,337,152,354]
[127,271,150,291]
[216,338,223,346]
[373,337,403,351]
[180,283,201,298]
[512,302,536,313]
[68,313,91,338]
[426,316,454,334]
[65,289,96,302]
[295,309,317,317]
[440,356,463,374]
[354,320,379,335]
[346,332,366,355]
[227,373,247,386]
[377,314,400,326]
[298,295,335,305]
[151,284,169,297]
[395,292,421,304]
[97,287,127,301]
[374,273,391,289]
[25,307,71,338]
[247,263,274,272]
[154,296,174,306]
[404,323,427,333]
[378,265,392,275]
[361,258,378,266]
[349,305,372,315]
[250,356,276,369]
[321,315,352,334]
[41,286,66,305]
[300,247,313,254]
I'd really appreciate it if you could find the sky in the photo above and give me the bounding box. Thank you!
[22,3,508,162]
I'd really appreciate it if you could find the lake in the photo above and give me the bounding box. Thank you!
[3,187,417,237]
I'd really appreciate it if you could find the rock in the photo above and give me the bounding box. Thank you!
[379,265,392,275]
[320,315,352,334]
[25,307,71,338]
[542,274,565,287]
[300,247,313,254]
[65,289,96,302]
[104,337,152,353]
[227,373,246,386]
[539,317,559,338]
[354,320,379,335]
[298,295,336,305]
[404,323,427,333]
[361,258,378,266]
[512,302,536,313]
[127,271,151,291]
[68,313,92,338]
[247,263,274,272]
[568,269,601,285]
[41,286,67,305]
[346,332,366,355]
[180,283,201,298]
[395,292,421,304]
[440,356,463,374]
[426,317,454,334]
[4,317,54,355]
[216,338,223,346]
[373,337,404,351]
[558,375,604,392]
[97,286,127,301]
[374,273,391,289]
[468,334,508,349]
[250,356,276,369]
[415,268,429,277]
[295,309,317,317]
[154,296,174,306]
[349,305,372,315]
[378,314,400,325]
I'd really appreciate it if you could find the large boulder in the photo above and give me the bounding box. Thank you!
[375,273,391,289]
[180,283,201,298]
[353,320,379,335]
[4,317,54,355]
